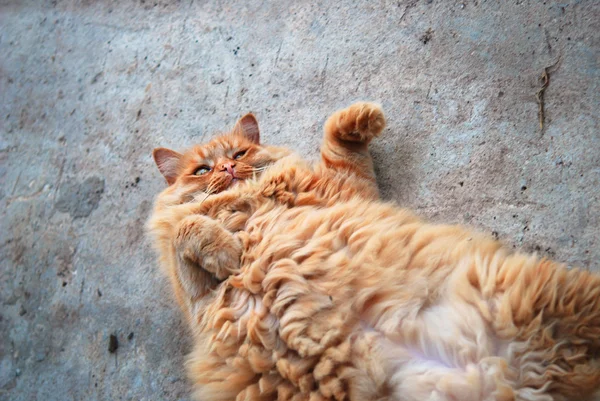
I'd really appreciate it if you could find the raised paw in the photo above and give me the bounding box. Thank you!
[174,215,242,281]
[325,102,386,144]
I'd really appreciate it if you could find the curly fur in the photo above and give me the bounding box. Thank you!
[147,103,600,401]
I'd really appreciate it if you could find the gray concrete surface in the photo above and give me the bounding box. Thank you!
[1,0,598,400]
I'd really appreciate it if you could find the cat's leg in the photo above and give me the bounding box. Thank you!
[173,215,242,299]
[320,102,386,183]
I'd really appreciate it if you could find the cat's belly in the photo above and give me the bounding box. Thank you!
[233,199,516,399]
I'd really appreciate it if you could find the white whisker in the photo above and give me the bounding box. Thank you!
[197,181,218,204]
[198,192,211,204]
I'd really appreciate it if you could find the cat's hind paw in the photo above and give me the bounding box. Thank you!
[325,102,386,144]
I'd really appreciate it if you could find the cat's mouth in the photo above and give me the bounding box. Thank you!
[225,169,259,187]
[210,175,245,194]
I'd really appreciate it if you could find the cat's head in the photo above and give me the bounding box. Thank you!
[152,113,290,204]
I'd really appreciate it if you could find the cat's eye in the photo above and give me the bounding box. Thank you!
[194,166,211,176]
[233,150,247,160]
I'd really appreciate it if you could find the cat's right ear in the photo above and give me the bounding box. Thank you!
[152,148,182,185]
[233,113,260,144]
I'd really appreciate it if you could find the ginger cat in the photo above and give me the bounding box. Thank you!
[148,103,600,401]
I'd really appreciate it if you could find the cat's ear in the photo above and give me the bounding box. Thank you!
[233,113,260,144]
[152,147,182,185]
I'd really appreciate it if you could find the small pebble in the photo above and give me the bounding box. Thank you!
[108,334,119,353]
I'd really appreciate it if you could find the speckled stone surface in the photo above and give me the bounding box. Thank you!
[1,1,598,400]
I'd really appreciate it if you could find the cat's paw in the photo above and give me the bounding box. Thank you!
[325,102,386,144]
[174,215,241,280]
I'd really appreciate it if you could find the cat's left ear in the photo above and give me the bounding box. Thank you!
[153,147,182,185]
[233,113,260,144]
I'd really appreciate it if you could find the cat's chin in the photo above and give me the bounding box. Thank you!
[223,176,246,190]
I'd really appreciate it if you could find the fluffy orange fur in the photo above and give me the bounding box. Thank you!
[147,103,600,401]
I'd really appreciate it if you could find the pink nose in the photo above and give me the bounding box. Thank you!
[221,162,236,175]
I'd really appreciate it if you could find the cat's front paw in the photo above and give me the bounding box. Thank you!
[325,102,386,144]
[174,215,242,280]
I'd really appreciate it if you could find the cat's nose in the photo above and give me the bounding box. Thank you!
[221,162,236,175]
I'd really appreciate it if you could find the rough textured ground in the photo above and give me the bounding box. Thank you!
[0,0,598,400]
